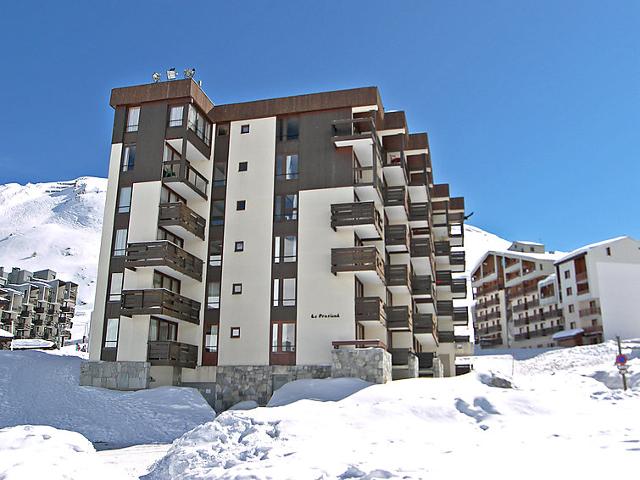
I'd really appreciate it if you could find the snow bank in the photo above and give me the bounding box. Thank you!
[267,377,371,407]
[0,350,215,448]
[0,425,132,479]
[11,338,55,349]
[0,328,13,338]
[146,341,640,479]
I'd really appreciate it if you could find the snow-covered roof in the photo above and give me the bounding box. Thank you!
[0,328,13,339]
[555,236,632,264]
[472,248,566,275]
[538,273,556,287]
[512,240,544,246]
[552,328,584,340]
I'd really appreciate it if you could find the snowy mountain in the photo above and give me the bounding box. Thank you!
[462,224,512,276]
[0,177,106,338]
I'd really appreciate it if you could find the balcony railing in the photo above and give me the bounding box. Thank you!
[121,289,200,325]
[438,330,455,343]
[450,251,466,266]
[411,275,433,295]
[332,117,377,138]
[386,264,411,289]
[437,300,453,316]
[385,306,412,331]
[453,306,469,325]
[479,336,503,347]
[147,340,198,369]
[355,297,386,325]
[451,278,467,296]
[434,241,450,256]
[158,202,206,240]
[477,297,500,309]
[390,348,415,366]
[513,299,540,313]
[385,224,410,250]
[408,202,430,222]
[384,186,408,209]
[410,238,431,257]
[331,247,385,281]
[476,323,502,335]
[125,241,203,281]
[579,306,601,318]
[331,202,383,237]
[162,159,208,199]
[413,313,435,335]
[576,271,588,282]
[514,325,564,341]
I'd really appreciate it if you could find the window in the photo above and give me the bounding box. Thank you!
[568,304,575,313]
[205,324,218,352]
[234,241,244,252]
[236,200,246,211]
[148,318,177,342]
[126,106,140,132]
[217,124,229,136]
[274,194,298,221]
[238,161,248,172]
[187,105,212,145]
[564,270,570,279]
[160,186,184,205]
[275,154,299,180]
[274,235,297,263]
[121,145,136,172]
[168,105,184,128]
[273,278,296,306]
[232,283,243,295]
[606,247,611,256]
[231,327,241,338]
[211,201,225,226]
[276,117,299,141]
[240,124,250,134]
[117,187,132,213]
[108,272,123,301]
[157,227,184,248]
[209,240,222,267]
[207,282,220,309]
[105,318,119,348]
[113,229,128,256]
[213,163,226,187]
[570,321,576,329]
[153,271,180,293]
[566,287,573,296]
[272,322,296,352]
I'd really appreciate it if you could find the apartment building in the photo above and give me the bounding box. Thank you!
[471,242,564,349]
[0,267,78,347]
[553,236,640,346]
[83,78,469,409]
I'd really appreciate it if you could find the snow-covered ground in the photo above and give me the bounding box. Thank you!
[0,177,106,340]
[0,350,215,449]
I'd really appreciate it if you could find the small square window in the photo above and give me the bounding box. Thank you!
[234,241,244,252]
[241,124,250,134]
[232,283,242,295]
[231,327,241,338]
[606,247,611,256]
[238,162,248,172]
[236,200,246,211]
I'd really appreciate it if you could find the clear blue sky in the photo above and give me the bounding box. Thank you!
[1,0,638,251]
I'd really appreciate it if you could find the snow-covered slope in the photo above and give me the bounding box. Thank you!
[463,224,512,276]
[0,177,106,338]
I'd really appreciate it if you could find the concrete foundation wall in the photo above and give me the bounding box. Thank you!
[80,360,150,390]
[331,348,392,384]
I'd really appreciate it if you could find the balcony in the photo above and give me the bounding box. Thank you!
[331,247,385,284]
[385,224,410,253]
[385,305,412,331]
[434,241,450,257]
[386,264,411,292]
[437,330,455,343]
[413,313,436,335]
[476,323,502,335]
[479,336,503,347]
[390,348,415,366]
[383,186,408,222]
[450,251,466,272]
[121,289,201,325]
[411,275,433,296]
[514,325,564,341]
[332,118,381,169]
[383,151,409,187]
[453,306,469,326]
[158,202,206,240]
[355,297,386,326]
[408,202,430,225]
[513,299,540,313]
[147,341,198,369]
[162,159,208,201]
[451,278,467,299]
[416,352,434,371]
[579,306,602,318]
[437,300,453,317]
[125,241,203,281]
[331,202,383,240]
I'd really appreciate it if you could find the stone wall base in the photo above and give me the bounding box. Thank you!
[331,347,392,384]
[80,361,150,390]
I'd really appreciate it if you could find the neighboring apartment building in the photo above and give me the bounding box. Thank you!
[83,78,470,409]
[471,242,564,349]
[553,236,640,346]
[0,267,77,347]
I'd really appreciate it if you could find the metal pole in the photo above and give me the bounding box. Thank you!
[617,336,628,391]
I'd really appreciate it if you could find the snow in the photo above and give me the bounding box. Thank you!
[555,235,631,263]
[0,350,215,448]
[228,400,260,411]
[552,327,584,340]
[10,338,54,349]
[266,377,372,407]
[144,339,640,479]
[0,177,107,340]
[0,328,13,338]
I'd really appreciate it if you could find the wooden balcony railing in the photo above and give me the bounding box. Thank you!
[413,313,435,335]
[162,159,208,198]
[390,348,415,366]
[408,202,430,222]
[411,275,433,295]
[355,297,386,325]
[386,264,411,288]
[453,306,469,325]
[385,305,412,330]
[125,241,203,281]
[384,186,408,209]
[121,289,201,324]
[331,202,383,236]
[514,325,564,341]
[385,224,410,249]
[451,278,467,296]
[410,237,431,257]
[147,340,198,368]
[158,202,206,240]
[331,247,385,281]
[579,306,601,318]
[437,300,453,316]
[437,330,455,343]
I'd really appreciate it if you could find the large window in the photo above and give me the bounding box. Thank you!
[153,271,180,293]
[160,186,184,204]
[274,194,298,221]
[274,235,297,263]
[209,239,222,267]
[205,324,218,352]
[126,107,140,132]
[207,282,220,309]
[121,145,136,172]
[105,318,119,349]
[273,278,296,307]
[272,322,295,352]
[157,227,184,248]
[276,117,299,141]
[211,201,225,226]
[117,187,132,213]
[168,105,184,128]
[148,317,177,342]
[188,105,212,145]
[108,272,123,302]
[213,163,226,187]
[275,154,299,180]
[113,229,128,256]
